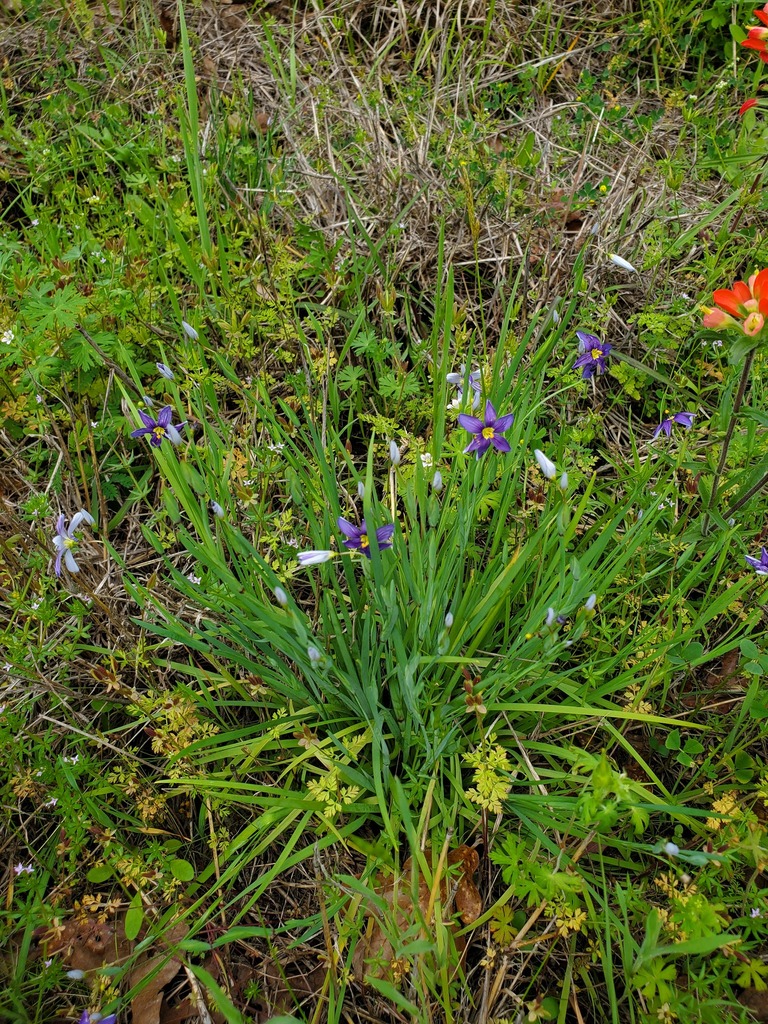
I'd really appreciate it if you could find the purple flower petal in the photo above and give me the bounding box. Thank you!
[491,436,511,453]
[337,517,361,540]
[484,399,497,422]
[492,413,514,433]
[157,405,173,428]
[138,409,156,429]
[457,414,483,433]
[375,524,395,546]
[465,436,490,455]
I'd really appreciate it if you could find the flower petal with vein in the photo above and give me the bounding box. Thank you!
[458,400,513,458]
[337,517,395,558]
[53,509,95,576]
[573,331,612,378]
[130,405,185,447]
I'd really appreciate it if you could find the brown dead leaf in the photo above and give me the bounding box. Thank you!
[352,844,481,984]
[128,921,188,1024]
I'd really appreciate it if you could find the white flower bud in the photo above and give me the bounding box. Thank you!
[534,449,557,480]
[357,481,365,499]
[545,607,556,627]
[444,612,453,628]
[274,586,288,607]
[664,842,679,857]
[585,594,597,611]
[432,470,443,493]
[389,440,401,466]
[609,253,637,273]
[308,645,322,663]
[210,501,224,518]
[182,320,199,340]
[559,471,568,491]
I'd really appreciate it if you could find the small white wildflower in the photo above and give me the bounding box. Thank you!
[609,253,637,273]
[90,420,98,428]
[307,645,322,663]
[727,517,736,527]
[663,842,679,857]
[35,394,43,403]
[751,908,762,918]
[534,449,557,480]
[420,453,433,468]
[431,470,443,493]
[274,586,288,608]
[552,309,561,324]
[181,320,199,340]
[1,329,14,345]
[389,440,401,466]
[30,599,41,611]
[31,218,39,226]
[186,573,202,585]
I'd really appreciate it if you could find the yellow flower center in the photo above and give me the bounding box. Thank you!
[590,348,602,359]
[153,426,166,439]
[482,427,495,439]
[64,538,76,549]
[359,534,369,547]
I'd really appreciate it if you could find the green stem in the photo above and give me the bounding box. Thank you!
[727,460,768,518]
[702,349,755,536]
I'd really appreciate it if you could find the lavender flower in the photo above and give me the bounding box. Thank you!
[79,1013,117,1024]
[337,517,394,558]
[130,406,184,447]
[447,368,482,410]
[53,510,95,576]
[13,863,33,875]
[746,547,768,575]
[297,550,335,566]
[458,400,514,457]
[652,411,695,440]
[156,362,174,381]
[573,332,612,378]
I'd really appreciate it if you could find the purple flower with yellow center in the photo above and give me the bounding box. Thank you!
[53,509,95,576]
[130,405,184,447]
[746,547,768,575]
[337,517,394,557]
[458,400,514,457]
[573,331,612,378]
[652,411,695,440]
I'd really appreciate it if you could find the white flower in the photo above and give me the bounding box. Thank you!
[187,573,202,585]
[274,586,288,607]
[1,329,14,345]
[31,218,39,226]
[663,842,679,857]
[545,607,556,627]
[609,253,637,273]
[35,394,43,403]
[420,453,433,468]
[182,320,199,340]
[534,449,557,480]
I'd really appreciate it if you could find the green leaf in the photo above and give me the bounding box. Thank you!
[665,729,681,751]
[170,858,195,881]
[125,892,144,941]
[86,864,113,883]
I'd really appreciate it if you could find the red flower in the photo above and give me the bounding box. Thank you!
[740,98,759,115]
[703,269,768,338]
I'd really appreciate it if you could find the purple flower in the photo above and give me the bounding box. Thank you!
[156,362,174,381]
[297,550,335,566]
[53,510,95,576]
[652,411,695,439]
[130,405,184,447]
[746,547,768,575]
[573,331,612,378]
[458,400,514,457]
[447,368,482,410]
[337,517,394,557]
[13,863,33,875]
[78,1014,117,1024]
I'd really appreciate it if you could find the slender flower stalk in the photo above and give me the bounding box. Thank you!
[53,510,95,576]
[703,350,756,535]
[458,400,514,457]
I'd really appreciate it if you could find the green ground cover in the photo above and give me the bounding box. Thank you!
[3,0,768,1021]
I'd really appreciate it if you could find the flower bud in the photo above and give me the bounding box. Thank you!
[156,362,174,380]
[534,449,557,480]
[545,607,556,627]
[431,470,443,493]
[210,501,224,518]
[274,586,288,607]
[308,645,322,663]
[182,320,199,340]
[389,440,401,466]
[559,472,568,491]
[664,841,679,857]
[357,481,365,499]
[585,594,597,611]
[609,253,637,273]
[444,612,454,628]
